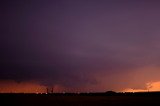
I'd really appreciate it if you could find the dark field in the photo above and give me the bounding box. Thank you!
[2,93,160,106]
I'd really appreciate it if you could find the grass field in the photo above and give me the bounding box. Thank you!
[2,93,160,106]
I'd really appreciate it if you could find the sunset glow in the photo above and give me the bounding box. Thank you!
[1,0,160,93]
[123,81,160,92]
[0,80,46,93]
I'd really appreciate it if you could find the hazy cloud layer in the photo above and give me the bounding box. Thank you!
[1,0,160,92]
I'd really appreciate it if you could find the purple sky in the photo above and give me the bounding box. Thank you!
[1,0,160,92]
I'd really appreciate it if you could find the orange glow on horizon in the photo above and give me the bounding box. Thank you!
[123,81,160,92]
[1,80,160,93]
[0,80,46,93]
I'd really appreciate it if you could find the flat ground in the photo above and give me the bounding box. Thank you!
[1,93,160,106]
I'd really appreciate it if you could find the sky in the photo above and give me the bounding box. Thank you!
[1,0,160,93]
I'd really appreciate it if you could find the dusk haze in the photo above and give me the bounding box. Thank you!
[1,0,160,93]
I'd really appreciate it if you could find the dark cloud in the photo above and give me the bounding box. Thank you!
[1,0,160,91]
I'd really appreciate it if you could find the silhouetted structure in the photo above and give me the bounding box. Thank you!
[46,87,54,94]
[46,88,49,94]
[51,88,53,93]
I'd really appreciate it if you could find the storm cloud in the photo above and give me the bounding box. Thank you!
[1,0,160,92]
